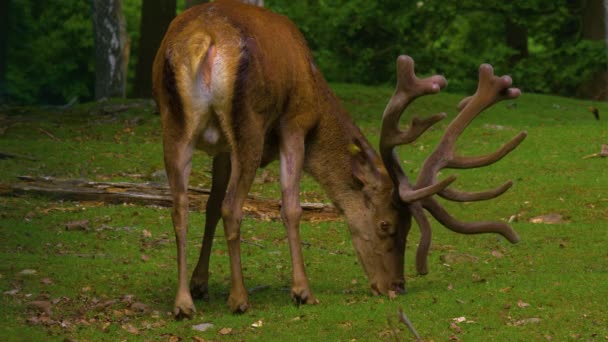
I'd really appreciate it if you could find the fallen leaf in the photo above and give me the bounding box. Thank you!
[453,317,467,323]
[4,289,19,296]
[41,278,53,285]
[142,229,152,238]
[219,327,232,335]
[29,301,53,316]
[529,213,565,224]
[192,322,214,332]
[168,335,181,342]
[19,269,37,275]
[141,254,150,262]
[513,317,541,326]
[450,322,462,333]
[121,323,140,334]
[517,300,530,308]
[388,290,397,300]
[251,320,263,328]
[65,220,89,231]
[192,337,207,342]
[491,250,504,258]
[130,302,150,313]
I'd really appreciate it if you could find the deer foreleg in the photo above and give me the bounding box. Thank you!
[164,138,196,319]
[279,131,319,305]
[190,153,231,300]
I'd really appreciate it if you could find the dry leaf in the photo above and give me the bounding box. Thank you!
[41,278,53,285]
[491,250,504,258]
[251,320,263,328]
[192,337,207,342]
[168,335,181,342]
[219,327,232,335]
[450,322,462,333]
[142,229,152,238]
[130,302,150,313]
[388,290,397,300]
[453,317,467,324]
[122,323,140,334]
[192,322,214,332]
[141,254,150,262]
[529,213,565,224]
[4,289,19,296]
[513,317,541,326]
[29,301,53,316]
[517,300,530,308]
[19,269,37,275]
[65,220,89,231]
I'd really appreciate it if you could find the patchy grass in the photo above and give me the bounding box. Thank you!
[1,85,607,341]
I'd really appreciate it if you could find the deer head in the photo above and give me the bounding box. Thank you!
[379,56,526,276]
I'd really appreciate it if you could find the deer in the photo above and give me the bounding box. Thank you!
[152,0,526,319]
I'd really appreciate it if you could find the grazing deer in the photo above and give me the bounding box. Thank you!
[152,0,526,319]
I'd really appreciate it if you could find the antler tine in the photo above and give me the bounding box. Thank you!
[424,198,520,243]
[415,63,524,189]
[379,55,450,203]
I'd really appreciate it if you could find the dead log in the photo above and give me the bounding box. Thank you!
[0,176,339,222]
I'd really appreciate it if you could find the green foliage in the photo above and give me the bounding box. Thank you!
[269,0,606,96]
[6,0,95,104]
[2,0,606,104]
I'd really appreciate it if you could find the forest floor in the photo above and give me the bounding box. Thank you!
[0,84,607,341]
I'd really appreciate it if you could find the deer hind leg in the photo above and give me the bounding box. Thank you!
[221,121,264,313]
[279,128,319,305]
[164,136,196,319]
[190,153,230,300]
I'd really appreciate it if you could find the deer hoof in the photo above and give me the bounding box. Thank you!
[190,283,210,301]
[228,295,249,313]
[292,288,319,306]
[173,302,196,320]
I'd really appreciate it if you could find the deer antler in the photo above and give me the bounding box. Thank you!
[380,56,526,275]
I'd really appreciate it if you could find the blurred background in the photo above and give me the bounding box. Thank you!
[0,0,606,106]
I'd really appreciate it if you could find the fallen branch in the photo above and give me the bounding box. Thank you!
[1,176,339,222]
[398,306,423,342]
[582,144,608,159]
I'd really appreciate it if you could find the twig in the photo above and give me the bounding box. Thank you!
[582,144,608,159]
[0,152,37,161]
[398,306,423,342]
[37,127,60,141]
[241,239,265,249]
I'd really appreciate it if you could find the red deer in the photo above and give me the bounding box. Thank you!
[152,0,526,319]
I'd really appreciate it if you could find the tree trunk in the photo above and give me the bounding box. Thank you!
[505,18,528,66]
[0,0,9,102]
[91,0,129,100]
[132,0,176,98]
[578,0,608,100]
[185,0,208,8]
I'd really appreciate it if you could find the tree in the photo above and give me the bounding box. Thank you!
[133,0,176,98]
[0,0,9,102]
[91,0,129,99]
[185,0,208,8]
[578,0,608,100]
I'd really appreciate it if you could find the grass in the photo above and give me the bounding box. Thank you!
[0,84,607,341]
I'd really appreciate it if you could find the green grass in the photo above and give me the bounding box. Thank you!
[1,86,607,341]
